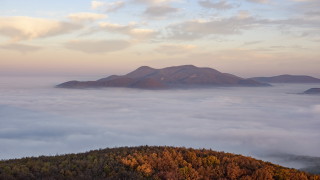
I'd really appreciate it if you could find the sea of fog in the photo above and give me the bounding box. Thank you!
[0,76,319,169]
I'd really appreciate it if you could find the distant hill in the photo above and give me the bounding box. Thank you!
[263,153,320,174]
[250,75,320,83]
[57,65,269,89]
[303,88,320,94]
[0,146,318,179]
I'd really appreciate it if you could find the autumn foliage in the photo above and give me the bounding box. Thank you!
[0,146,319,179]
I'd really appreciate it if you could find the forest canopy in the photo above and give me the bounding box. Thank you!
[0,146,319,180]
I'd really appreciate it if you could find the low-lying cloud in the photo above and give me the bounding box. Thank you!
[0,77,319,170]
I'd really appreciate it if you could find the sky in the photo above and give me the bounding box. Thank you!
[0,0,319,77]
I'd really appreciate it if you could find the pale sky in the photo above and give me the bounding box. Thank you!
[0,0,319,77]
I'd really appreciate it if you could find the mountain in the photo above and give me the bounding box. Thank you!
[57,65,269,89]
[303,88,320,94]
[250,75,320,83]
[0,146,318,179]
[263,153,320,174]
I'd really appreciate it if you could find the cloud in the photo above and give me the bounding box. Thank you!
[65,39,131,53]
[166,16,258,40]
[91,1,125,12]
[198,0,234,10]
[144,5,179,18]
[291,0,316,2]
[291,0,320,17]
[246,0,269,3]
[67,12,107,23]
[0,43,42,53]
[1,79,320,171]
[0,16,82,42]
[243,41,263,46]
[91,1,105,9]
[165,10,320,40]
[134,0,179,5]
[99,22,157,40]
[155,44,196,55]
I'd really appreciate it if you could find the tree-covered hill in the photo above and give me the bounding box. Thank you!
[0,146,319,180]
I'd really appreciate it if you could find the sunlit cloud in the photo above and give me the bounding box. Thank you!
[246,0,269,3]
[67,12,107,23]
[91,1,125,12]
[134,0,180,5]
[91,1,105,9]
[0,16,82,42]
[99,22,157,40]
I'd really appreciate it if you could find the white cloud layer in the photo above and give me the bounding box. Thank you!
[0,77,319,171]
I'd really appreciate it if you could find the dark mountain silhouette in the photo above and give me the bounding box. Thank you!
[57,65,269,89]
[0,146,318,179]
[250,75,320,83]
[303,88,320,94]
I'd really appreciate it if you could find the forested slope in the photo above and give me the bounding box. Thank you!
[0,146,319,180]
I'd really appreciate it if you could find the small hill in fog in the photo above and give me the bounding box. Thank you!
[0,146,318,179]
[250,75,320,83]
[57,65,269,89]
[303,88,320,95]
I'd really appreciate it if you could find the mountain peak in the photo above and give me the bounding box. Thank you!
[136,66,155,70]
[57,65,269,89]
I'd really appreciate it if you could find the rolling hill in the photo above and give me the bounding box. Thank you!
[0,146,318,179]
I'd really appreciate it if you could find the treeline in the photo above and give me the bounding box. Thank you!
[0,146,319,180]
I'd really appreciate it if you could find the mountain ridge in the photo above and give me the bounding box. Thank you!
[57,65,270,89]
[250,75,320,83]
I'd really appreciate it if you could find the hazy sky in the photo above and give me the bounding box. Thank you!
[0,0,319,77]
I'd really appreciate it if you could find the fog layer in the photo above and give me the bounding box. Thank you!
[0,77,319,168]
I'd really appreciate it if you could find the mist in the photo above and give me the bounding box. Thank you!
[0,76,319,169]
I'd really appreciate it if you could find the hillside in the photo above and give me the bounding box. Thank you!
[0,146,319,180]
[303,88,320,95]
[250,75,320,83]
[57,65,269,89]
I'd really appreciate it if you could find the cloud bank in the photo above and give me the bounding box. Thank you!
[0,77,319,170]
